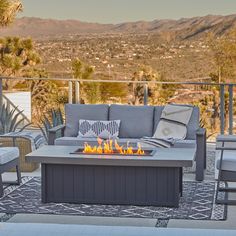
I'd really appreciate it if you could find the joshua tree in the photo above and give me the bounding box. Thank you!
[208,31,236,82]
[72,58,97,103]
[0,0,22,27]
[128,66,179,105]
[0,1,24,88]
[128,67,158,105]
[23,68,60,123]
[0,37,41,89]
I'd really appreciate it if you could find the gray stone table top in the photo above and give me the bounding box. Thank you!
[26,146,196,168]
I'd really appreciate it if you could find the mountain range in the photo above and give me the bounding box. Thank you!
[0,14,236,40]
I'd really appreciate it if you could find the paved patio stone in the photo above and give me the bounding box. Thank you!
[168,206,236,230]
[2,223,236,236]
[4,143,236,230]
[8,214,158,227]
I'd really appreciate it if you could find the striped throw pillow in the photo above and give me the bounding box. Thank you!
[78,119,121,139]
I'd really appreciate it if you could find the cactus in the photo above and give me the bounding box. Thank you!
[0,103,31,134]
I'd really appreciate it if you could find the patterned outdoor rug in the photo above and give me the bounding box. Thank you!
[0,176,226,222]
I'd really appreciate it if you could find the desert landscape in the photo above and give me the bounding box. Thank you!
[1,14,236,80]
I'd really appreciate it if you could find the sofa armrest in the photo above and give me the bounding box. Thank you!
[48,124,66,145]
[48,124,66,133]
[196,128,206,136]
[0,136,17,147]
[195,128,206,181]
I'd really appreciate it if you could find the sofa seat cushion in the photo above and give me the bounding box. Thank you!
[109,105,154,138]
[56,137,196,150]
[216,150,236,172]
[172,139,196,148]
[55,137,98,146]
[55,137,140,147]
[115,138,140,147]
[0,147,19,165]
[64,104,109,137]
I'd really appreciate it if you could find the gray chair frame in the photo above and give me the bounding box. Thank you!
[215,136,236,205]
[0,138,21,198]
[0,157,21,197]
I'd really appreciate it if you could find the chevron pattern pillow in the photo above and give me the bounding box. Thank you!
[78,119,121,139]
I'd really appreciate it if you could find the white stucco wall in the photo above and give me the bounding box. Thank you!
[4,92,31,121]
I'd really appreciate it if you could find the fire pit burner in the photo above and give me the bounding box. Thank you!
[70,138,153,156]
[69,138,153,156]
[71,148,156,156]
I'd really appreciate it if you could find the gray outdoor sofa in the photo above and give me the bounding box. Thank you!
[48,104,206,181]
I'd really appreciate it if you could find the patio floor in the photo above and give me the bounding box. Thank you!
[1,143,236,230]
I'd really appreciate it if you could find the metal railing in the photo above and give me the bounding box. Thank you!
[0,76,235,135]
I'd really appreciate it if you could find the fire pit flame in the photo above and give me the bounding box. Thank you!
[82,138,145,155]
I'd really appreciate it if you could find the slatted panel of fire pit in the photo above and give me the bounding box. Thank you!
[43,164,180,207]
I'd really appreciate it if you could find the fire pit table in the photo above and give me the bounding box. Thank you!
[26,145,195,207]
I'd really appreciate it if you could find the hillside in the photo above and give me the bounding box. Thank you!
[0,14,236,39]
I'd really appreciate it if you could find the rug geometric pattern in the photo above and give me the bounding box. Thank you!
[0,177,226,221]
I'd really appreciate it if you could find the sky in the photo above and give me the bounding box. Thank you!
[20,0,236,24]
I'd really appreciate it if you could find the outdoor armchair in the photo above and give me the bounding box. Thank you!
[215,135,236,205]
[0,131,46,172]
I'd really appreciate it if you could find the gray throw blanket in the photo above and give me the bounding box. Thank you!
[141,104,193,148]
[0,131,46,150]
[141,137,176,148]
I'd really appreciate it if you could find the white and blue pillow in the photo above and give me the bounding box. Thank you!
[78,119,120,139]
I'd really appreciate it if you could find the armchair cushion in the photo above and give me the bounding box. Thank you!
[216,150,236,172]
[0,147,19,165]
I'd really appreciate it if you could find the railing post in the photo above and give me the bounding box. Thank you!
[68,81,73,104]
[228,84,233,135]
[143,83,148,105]
[75,81,80,104]
[220,84,225,134]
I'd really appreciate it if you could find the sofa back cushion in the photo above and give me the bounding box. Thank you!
[109,105,154,138]
[64,104,109,137]
[153,105,200,140]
